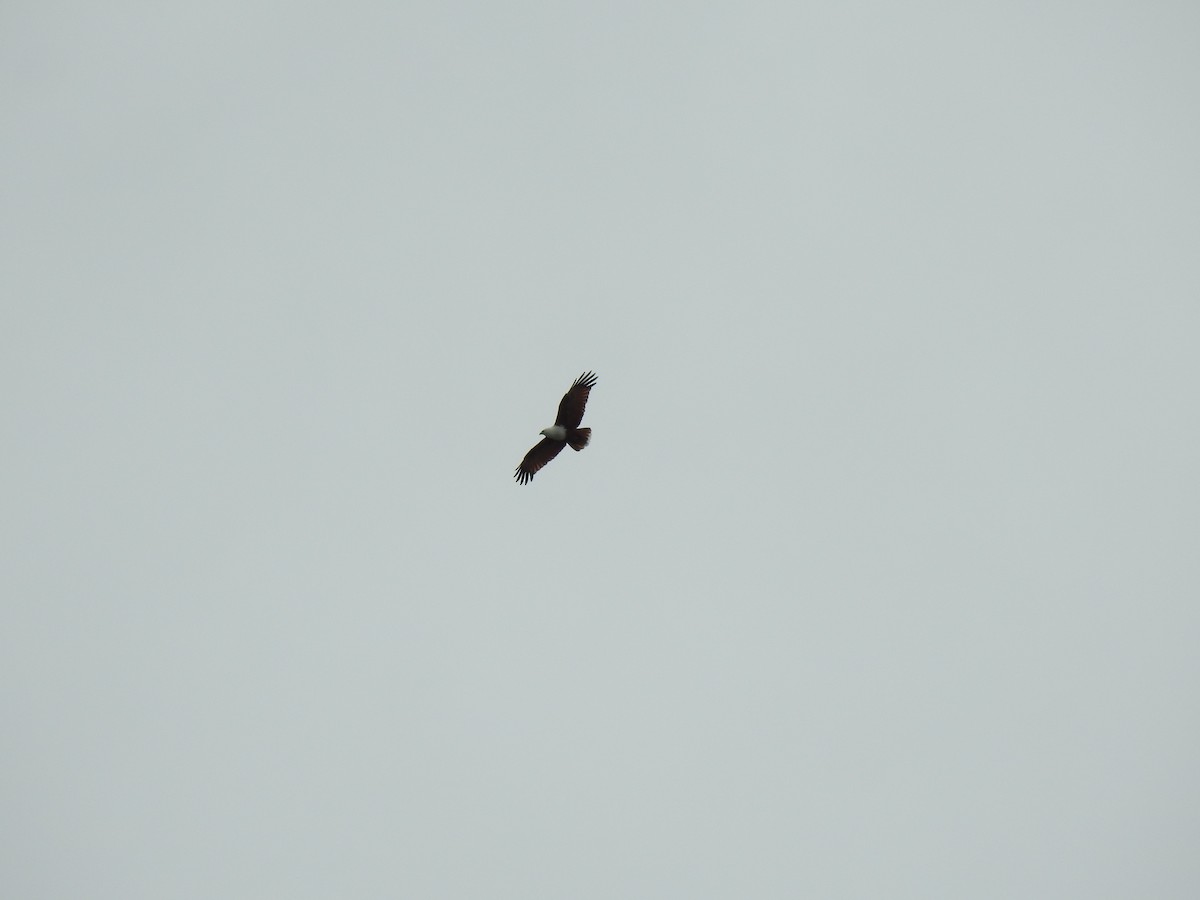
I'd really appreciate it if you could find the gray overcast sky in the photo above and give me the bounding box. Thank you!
[3,2,1198,898]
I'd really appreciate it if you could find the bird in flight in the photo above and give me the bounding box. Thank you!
[515,371,597,484]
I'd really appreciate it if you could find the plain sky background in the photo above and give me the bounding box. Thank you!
[3,2,1198,898]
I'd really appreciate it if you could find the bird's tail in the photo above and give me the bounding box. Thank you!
[568,428,591,451]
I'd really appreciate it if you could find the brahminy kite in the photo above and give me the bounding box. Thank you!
[515,371,597,484]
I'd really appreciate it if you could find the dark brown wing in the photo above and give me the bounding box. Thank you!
[515,437,565,484]
[554,371,597,429]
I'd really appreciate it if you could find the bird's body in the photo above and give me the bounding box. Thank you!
[515,371,597,484]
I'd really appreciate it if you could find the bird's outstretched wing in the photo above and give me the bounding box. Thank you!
[515,437,566,484]
[554,371,597,429]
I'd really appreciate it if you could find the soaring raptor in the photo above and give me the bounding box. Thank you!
[515,372,597,484]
